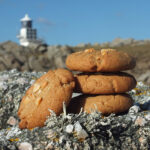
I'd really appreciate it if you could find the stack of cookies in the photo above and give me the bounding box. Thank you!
[17,48,136,129]
[66,48,137,115]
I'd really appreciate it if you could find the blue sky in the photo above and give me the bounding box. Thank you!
[0,0,150,45]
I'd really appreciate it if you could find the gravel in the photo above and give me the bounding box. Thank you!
[0,69,150,150]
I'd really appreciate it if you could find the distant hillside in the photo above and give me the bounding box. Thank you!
[0,38,150,84]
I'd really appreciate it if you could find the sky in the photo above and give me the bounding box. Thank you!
[0,0,150,46]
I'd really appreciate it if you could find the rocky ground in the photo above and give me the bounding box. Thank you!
[0,69,150,149]
[0,38,150,84]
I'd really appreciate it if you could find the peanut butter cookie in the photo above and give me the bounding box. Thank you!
[66,48,136,72]
[74,72,136,94]
[67,94,133,115]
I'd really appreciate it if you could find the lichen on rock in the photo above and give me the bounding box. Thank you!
[0,69,150,149]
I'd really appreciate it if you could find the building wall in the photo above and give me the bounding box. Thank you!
[20,28,27,38]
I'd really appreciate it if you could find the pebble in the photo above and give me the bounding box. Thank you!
[45,142,54,150]
[7,116,18,126]
[74,121,82,132]
[65,124,74,133]
[144,113,150,121]
[46,129,56,139]
[129,105,141,114]
[0,81,8,90]
[16,78,28,85]
[135,116,147,126]
[59,135,66,144]
[18,142,33,150]
[75,121,88,139]
[139,136,147,145]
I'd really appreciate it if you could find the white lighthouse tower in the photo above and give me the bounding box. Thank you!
[17,14,42,46]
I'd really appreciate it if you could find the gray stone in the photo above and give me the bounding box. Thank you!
[138,71,150,82]
[109,38,134,47]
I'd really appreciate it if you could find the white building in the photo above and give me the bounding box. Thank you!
[17,14,42,46]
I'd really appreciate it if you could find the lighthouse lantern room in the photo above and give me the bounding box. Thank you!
[17,14,42,46]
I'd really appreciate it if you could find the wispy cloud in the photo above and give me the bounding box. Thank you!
[116,12,124,18]
[36,17,55,27]
[37,3,46,10]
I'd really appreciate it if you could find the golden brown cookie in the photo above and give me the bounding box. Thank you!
[66,48,136,72]
[18,68,75,129]
[67,94,133,115]
[74,72,136,94]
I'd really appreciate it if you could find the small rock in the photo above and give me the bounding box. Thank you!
[135,116,147,126]
[145,113,150,120]
[74,121,88,139]
[7,116,18,126]
[66,141,71,150]
[66,124,74,133]
[45,142,54,150]
[139,136,147,145]
[46,129,56,139]
[129,105,141,114]
[18,142,32,150]
[16,78,28,85]
[59,135,66,144]
[0,82,8,90]
[74,121,82,132]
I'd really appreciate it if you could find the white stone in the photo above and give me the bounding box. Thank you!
[66,141,71,150]
[74,121,88,139]
[18,142,32,150]
[74,121,82,132]
[7,116,18,126]
[0,82,8,90]
[145,113,150,120]
[129,105,141,114]
[65,124,74,133]
[16,78,27,85]
[59,135,66,144]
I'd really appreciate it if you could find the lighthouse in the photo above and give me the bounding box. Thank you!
[17,14,42,46]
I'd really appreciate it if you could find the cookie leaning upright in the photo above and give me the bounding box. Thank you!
[18,68,75,129]
[66,48,136,72]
